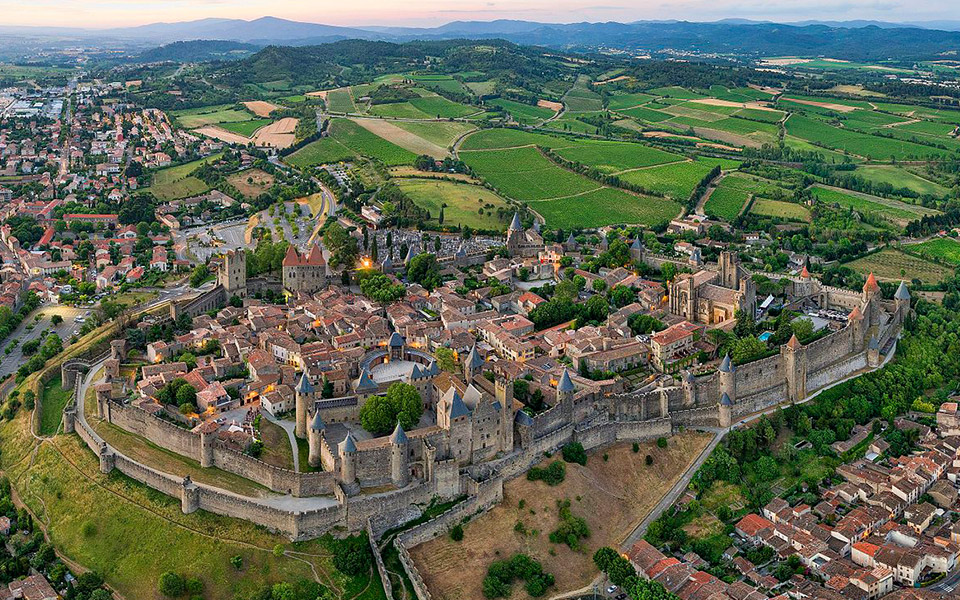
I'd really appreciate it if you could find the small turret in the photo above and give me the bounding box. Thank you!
[718,392,733,428]
[307,411,325,469]
[718,354,736,405]
[295,372,314,439]
[339,431,357,484]
[557,368,575,420]
[464,344,484,380]
[389,422,410,488]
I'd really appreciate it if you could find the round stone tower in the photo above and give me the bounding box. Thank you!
[339,431,357,485]
[307,411,325,469]
[389,422,410,488]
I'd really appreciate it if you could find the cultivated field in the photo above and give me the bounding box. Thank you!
[368,92,479,120]
[218,118,272,137]
[563,75,603,112]
[325,88,357,113]
[285,118,416,167]
[618,160,715,200]
[394,179,512,231]
[410,433,712,600]
[391,121,476,148]
[193,126,252,145]
[141,154,222,201]
[704,186,749,220]
[704,173,789,220]
[530,187,681,229]
[905,237,960,266]
[173,105,254,129]
[810,185,936,226]
[461,146,598,203]
[786,115,953,160]
[251,117,298,149]
[487,98,555,124]
[350,118,449,158]
[852,165,949,197]
[551,140,685,173]
[750,198,812,222]
[845,248,954,283]
[242,100,280,117]
[459,128,572,151]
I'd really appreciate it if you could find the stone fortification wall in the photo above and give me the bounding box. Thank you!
[105,400,335,497]
[735,353,784,398]
[805,326,855,372]
[807,352,867,393]
[353,444,392,488]
[113,453,183,497]
[733,383,787,418]
[109,402,200,458]
[671,406,720,428]
[574,417,672,449]
[527,403,567,439]
[821,285,861,310]
[212,444,336,496]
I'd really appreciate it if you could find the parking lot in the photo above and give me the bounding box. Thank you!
[0,305,88,379]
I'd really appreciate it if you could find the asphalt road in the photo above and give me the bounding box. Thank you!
[0,305,87,379]
[932,568,960,593]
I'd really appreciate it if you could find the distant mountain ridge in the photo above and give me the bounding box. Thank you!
[5,17,960,60]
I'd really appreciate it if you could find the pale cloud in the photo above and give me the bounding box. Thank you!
[0,0,954,28]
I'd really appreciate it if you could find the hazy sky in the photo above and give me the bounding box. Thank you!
[4,0,958,28]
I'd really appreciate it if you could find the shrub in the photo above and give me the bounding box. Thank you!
[185,578,202,595]
[332,534,372,576]
[230,555,242,570]
[561,442,587,466]
[657,437,668,449]
[632,442,640,453]
[482,575,509,599]
[483,553,554,599]
[645,454,654,466]
[81,521,97,537]
[158,572,185,597]
[450,524,464,541]
[272,544,284,557]
[527,460,566,486]
[549,500,590,550]
[21,390,35,410]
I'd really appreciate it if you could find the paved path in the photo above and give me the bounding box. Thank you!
[0,305,86,379]
[262,410,300,472]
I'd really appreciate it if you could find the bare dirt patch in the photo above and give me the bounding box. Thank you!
[410,432,712,600]
[690,98,780,112]
[594,75,632,86]
[305,90,329,99]
[227,168,275,199]
[697,142,742,152]
[641,130,700,141]
[782,97,859,113]
[194,126,252,145]
[537,99,564,112]
[388,166,480,183]
[350,118,448,158]
[243,100,280,117]
[252,117,298,149]
[691,126,763,148]
[759,58,813,67]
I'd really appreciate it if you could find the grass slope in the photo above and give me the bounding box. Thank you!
[395,179,511,231]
